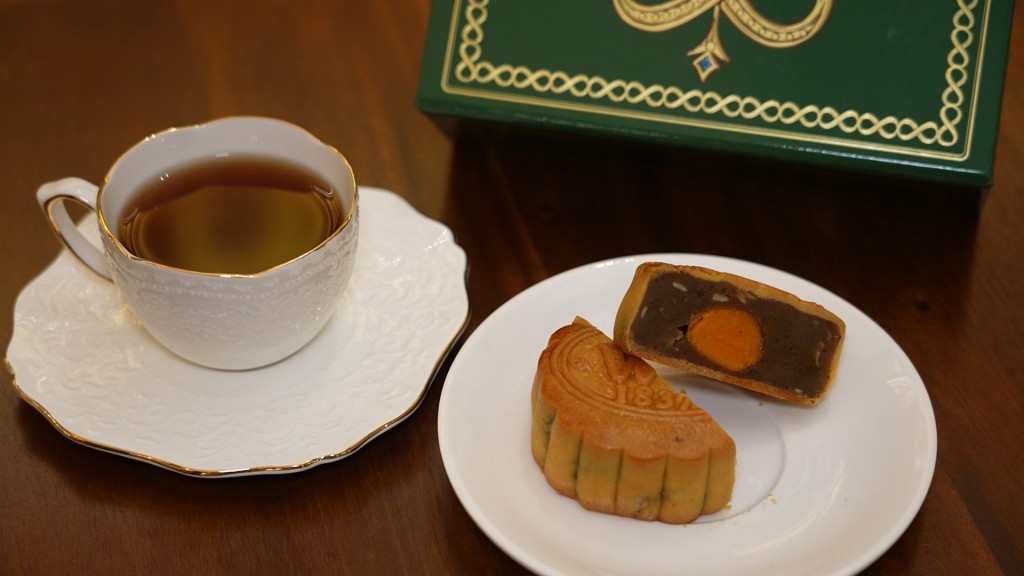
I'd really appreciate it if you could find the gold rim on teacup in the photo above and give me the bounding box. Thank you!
[36,116,362,370]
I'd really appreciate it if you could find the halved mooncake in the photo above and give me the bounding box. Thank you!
[531,317,735,524]
[614,263,845,406]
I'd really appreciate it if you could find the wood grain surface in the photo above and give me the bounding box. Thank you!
[1,1,1021,574]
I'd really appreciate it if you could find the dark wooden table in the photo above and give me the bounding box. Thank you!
[2,1,1021,574]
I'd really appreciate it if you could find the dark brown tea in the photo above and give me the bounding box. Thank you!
[118,156,345,274]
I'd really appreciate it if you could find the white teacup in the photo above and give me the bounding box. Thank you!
[37,117,359,370]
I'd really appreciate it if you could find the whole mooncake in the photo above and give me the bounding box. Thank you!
[531,317,735,524]
[614,263,846,406]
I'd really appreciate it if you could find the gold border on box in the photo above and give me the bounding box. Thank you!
[440,0,992,163]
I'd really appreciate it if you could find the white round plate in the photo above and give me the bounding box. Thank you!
[438,254,935,576]
[7,187,469,476]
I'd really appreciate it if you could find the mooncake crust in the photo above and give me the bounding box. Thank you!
[614,262,846,406]
[531,317,735,524]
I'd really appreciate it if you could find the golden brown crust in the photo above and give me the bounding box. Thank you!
[615,263,846,406]
[531,317,735,524]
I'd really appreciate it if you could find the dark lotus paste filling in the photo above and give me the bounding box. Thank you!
[631,272,843,396]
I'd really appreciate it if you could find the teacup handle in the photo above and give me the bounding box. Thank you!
[37,177,113,280]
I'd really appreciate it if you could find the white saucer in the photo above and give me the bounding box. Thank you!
[438,254,936,575]
[7,187,469,476]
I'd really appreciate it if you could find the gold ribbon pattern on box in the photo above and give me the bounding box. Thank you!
[612,0,833,82]
[442,0,990,160]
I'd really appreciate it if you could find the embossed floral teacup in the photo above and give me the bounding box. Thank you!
[37,117,359,370]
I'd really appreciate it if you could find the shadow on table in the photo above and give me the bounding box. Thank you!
[14,395,430,523]
[439,125,981,332]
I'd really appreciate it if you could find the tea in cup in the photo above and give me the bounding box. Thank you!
[37,116,359,370]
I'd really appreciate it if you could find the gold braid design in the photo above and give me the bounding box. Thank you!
[450,0,978,149]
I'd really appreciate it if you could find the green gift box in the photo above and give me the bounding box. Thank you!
[417,0,1015,187]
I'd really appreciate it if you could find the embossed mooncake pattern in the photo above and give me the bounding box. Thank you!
[531,318,735,524]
